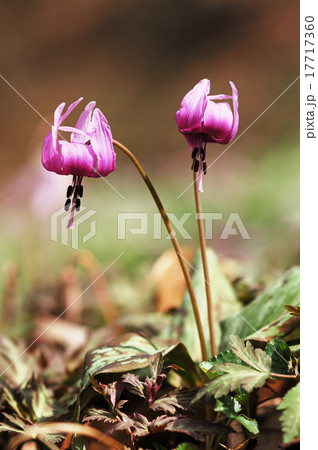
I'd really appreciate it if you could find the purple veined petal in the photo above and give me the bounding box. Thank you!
[203,101,234,139]
[59,141,97,176]
[71,101,96,143]
[90,108,116,177]
[41,131,63,174]
[211,81,239,144]
[175,79,210,134]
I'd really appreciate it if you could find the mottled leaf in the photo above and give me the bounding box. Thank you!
[245,310,299,343]
[265,339,291,374]
[277,383,300,443]
[193,364,270,401]
[221,267,300,348]
[200,350,243,379]
[229,336,272,372]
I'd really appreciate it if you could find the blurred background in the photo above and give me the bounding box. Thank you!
[0,0,299,334]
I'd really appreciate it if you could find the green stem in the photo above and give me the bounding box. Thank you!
[193,170,216,357]
[113,139,208,361]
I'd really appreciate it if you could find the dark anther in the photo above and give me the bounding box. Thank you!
[66,185,73,198]
[203,162,207,175]
[74,186,78,197]
[79,185,83,198]
[200,147,206,160]
[191,147,199,159]
[76,198,81,211]
[194,159,199,172]
[64,198,71,211]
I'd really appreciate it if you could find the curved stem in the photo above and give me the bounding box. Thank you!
[113,139,208,361]
[193,171,216,357]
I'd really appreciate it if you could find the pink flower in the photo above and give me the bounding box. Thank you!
[176,79,239,192]
[42,98,116,228]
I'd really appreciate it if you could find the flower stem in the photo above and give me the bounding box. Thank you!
[193,170,216,357]
[113,139,208,361]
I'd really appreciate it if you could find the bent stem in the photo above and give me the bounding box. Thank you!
[113,139,208,361]
[193,171,216,357]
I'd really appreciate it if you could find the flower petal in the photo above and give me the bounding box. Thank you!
[59,98,83,126]
[59,141,97,176]
[41,131,63,174]
[71,101,96,143]
[175,79,210,134]
[211,82,239,144]
[202,101,234,140]
[90,109,116,177]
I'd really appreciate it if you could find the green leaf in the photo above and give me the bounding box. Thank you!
[194,363,270,401]
[214,396,259,434]
[245,310,299,343]
[176,444,195,450]
[265,339,291,374]
[221,267,300,348]
[170,249,241,359]
[277,383,300,443]
[200,350,243,380]
[229,336,272,372]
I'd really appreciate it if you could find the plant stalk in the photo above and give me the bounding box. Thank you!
[193,170,216,357]
[113,139,208,361]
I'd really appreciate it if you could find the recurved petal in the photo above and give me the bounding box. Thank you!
[90,108,116,177]
[59,98,83,127]
[71,101,96,143]
[175,79,210,133]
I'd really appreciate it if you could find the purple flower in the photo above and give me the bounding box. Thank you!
[42,98,116,227]
[176,79,239,192]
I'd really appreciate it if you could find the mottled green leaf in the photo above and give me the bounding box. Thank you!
[265,339,291,374]
[245,310,299,342]
[193,363,270,401]
[277,383,300,443]
[229,336,272,372]
[214,396,259,434]
[200,350,242,380]
[79,332,203,420]
[221,267,300,348]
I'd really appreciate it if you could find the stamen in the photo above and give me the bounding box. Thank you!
[192,147,199,159]
[200,147,206,161]
[64,198,71,211]
[203,162,207,175]
[66,185,73,198]
[194,159,199,172]
[76,198,81,211]
[79,185,83,198]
